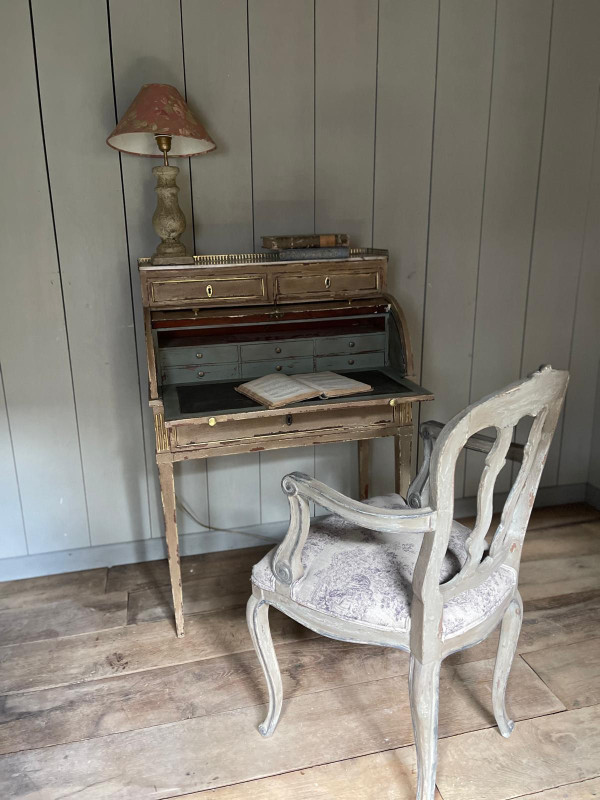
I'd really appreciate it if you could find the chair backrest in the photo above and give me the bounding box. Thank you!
[410,366,568,660]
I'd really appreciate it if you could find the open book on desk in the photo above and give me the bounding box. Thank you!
[235,371,373,409]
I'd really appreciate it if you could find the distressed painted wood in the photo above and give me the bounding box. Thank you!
[157,460,184,636]
[436,706,600,800]
[248,368,568,800]
[32,0,150,546]
[464,0,552,497]
[0,1,89,554]
[522,637,600,711]
[0,655,563,799]
[519,0,600,487]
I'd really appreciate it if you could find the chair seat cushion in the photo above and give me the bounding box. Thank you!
[251,493,516,639]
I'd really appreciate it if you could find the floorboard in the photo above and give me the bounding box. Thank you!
[436,706,600,800]
[0,502,597,799]
[0,657,562,799]
[522,637,600,710]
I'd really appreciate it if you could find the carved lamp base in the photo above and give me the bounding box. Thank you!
[151,165,194,266]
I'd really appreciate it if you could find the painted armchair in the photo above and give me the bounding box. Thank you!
[247,366,569,800]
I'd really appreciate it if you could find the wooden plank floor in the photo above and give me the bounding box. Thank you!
[0,502,598,799]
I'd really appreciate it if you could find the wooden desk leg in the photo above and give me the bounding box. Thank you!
[358,439,370,500]
[157,460,184,637]
[395,429,412,499]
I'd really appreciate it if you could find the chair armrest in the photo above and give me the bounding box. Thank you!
[271,471,436,588]
[407,420,525,508]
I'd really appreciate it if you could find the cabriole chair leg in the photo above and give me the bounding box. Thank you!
[246,595,283,737]
[409,655,441,800]
[492,592,523,737]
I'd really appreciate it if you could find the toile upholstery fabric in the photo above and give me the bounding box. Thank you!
[251,493,516,639]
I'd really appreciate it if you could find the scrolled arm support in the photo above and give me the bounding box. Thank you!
[272,471,437,591]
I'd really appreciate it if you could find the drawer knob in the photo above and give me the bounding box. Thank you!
[348,359,354,365]
[275,365,282,371]
[206,284,213,298]
[197,371,205,377]
[349,341,355,348]
[196,353,203,359]
[208,417,217,426]
[275,346,282,354]
[286,414,293,426]
[324,276,331,289]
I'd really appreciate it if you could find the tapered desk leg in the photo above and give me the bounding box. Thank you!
[157,460,184,637]
[395,429,412,499]
[358,439,370,500]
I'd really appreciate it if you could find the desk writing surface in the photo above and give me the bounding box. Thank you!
[161,368,432,421]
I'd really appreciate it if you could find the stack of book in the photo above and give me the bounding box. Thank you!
[262,233,350,261]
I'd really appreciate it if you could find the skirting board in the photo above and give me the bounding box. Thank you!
[0,482,596,582]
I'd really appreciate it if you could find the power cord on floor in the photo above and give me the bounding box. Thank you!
[175,494,276,542]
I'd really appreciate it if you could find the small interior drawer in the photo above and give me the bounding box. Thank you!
[315,332,386,356]
[160,343,239,367]
[148,274,266,306]
[275,268,381,300]
[171,403,396,448]
[241,357,314,380]
[162,363,240,385]
[240,339,313,362]
[316,353,385,371]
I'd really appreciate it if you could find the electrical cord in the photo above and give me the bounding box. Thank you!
[175,494,275,542]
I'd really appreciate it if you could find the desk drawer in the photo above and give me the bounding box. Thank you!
[162,363,240,385]
[148,275,266,306]
[316,353,385,371]
[160,343,239,367]
[240,339,313,362]
[241,357,314,380]
[315,332,386,356]
[171,404,395,448]
[275,268,381,301]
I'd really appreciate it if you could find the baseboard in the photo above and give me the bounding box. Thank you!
[0,482,593,582]
[0,520,289,582]
[586,482,600,510]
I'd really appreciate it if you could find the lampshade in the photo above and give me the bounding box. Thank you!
[106,83,216,157]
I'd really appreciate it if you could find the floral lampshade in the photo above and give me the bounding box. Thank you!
[106,83,216,157]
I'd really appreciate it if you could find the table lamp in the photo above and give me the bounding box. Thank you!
[107,83,216,265]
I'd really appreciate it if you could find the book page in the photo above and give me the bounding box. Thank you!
[293,371,372,398]
[235,373,317,409]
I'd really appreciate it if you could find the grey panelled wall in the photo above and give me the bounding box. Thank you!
[1,0,599,576]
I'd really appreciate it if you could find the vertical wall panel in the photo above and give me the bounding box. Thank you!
[0,1,89,554]
[249,0,316,520]
[371,0,438,495]
[0,369,26,558]
[464,0,552,496]
[558,89,600,484]
[32,0,150,545]
[110,0,189,539]
[249,0,314,242]
[314,0,378,245]
[420,0,495,498]
[373,0,438,376]
[313,0,378,502]
[520,0,600,486]
[185,0,254,254]
[589,368,600,490]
